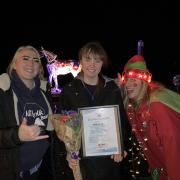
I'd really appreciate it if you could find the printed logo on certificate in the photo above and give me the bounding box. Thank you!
[78,105,123,157]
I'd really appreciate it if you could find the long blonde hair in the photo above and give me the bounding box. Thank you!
[123,79,165,110]
[123,80,148,109]
[7,45,45,80]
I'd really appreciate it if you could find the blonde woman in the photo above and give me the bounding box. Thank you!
[0,45,54,180]
[122,55,180,180]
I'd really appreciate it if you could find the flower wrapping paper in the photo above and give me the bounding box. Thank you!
[50,111,82,180]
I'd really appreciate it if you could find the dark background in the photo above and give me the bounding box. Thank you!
[0,1,177,178]
[0,0,178,90]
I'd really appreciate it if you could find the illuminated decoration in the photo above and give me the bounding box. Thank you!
[128,135,149,178]
[127,103,151,178]
[122,40,151,83]
[124,40,151,178]
[40,47,81,94]
[122,69,152,83]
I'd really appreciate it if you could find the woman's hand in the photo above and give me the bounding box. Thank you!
[111,151,128,163]
[114,73,123,88]
[68,158,79,170]
[18,118,49,141]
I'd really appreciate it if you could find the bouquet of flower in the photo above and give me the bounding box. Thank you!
[50,110,82,180]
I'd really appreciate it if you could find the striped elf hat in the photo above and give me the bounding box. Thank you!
[122,55,152,83]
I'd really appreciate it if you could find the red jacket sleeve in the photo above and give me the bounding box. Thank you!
[150,102,180,180]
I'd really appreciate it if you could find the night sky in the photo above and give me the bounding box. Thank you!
[0,1,177,89]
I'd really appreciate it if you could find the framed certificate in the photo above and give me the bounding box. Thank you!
[78,105,123,157]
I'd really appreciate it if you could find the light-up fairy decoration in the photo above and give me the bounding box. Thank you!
[127,40,151,179]
[40,47,81,94]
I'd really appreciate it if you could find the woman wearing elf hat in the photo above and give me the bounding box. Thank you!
[121,55,180,180]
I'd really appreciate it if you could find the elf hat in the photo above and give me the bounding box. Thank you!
[122,55,152,83]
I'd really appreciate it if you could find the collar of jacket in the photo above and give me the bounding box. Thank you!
[0,73,47,92]
[76,74,114,87]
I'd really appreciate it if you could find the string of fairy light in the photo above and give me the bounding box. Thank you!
[122,69,152,83]
[128,134,150,178]
[127,103,150,178]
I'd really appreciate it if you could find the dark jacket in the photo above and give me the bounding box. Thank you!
[58,76,130,180]
[0,73,54,180]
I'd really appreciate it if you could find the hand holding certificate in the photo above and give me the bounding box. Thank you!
[79,105,123,157]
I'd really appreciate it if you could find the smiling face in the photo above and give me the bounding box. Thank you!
[80,53,103,85]
[124,78,144,100]
[13,48,41,88]
[78,42,108,85]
